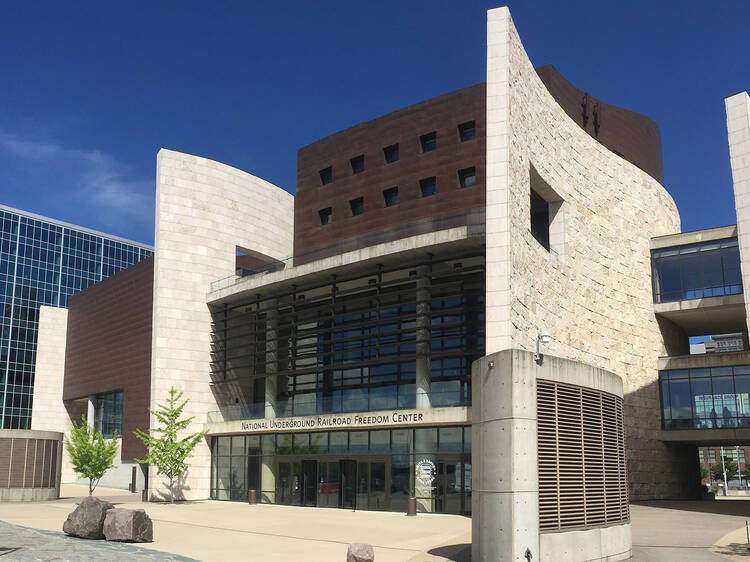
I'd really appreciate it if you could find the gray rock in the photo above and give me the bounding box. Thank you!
[62,496,115,539]
[347,542,374,562]
[103,507,153,543]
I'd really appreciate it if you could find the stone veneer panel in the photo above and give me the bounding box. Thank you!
[485,7,693,500]
[726,92,750,336]
[151,149,294,500]
[30,306,77,484]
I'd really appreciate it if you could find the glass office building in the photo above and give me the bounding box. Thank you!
[0,204,152,429]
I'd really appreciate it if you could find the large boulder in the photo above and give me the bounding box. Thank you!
[347,543,374,562]
[62,496,115,539]
[103,507,153,543]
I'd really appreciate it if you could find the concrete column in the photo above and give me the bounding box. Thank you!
[415,264,431,409]
[726,92,750,337]
[264,300,278,418]
[472,349,539,562]
[261,458,276,503]
[86,395,96,428]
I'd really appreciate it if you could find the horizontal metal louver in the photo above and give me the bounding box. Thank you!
[537,379,629,531]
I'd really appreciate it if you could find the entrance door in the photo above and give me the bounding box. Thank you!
[301,460,317,507]
[355,461,389,511]
[435,457,464,515]
[340,460,357,509]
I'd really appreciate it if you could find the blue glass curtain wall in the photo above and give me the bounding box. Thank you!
[660,365,750,429]
[0,208,152,428]
[210,426,472,515]
[652,238,742,303]
[210,254,484,420]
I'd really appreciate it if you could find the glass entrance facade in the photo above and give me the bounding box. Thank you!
[210,426,472,515]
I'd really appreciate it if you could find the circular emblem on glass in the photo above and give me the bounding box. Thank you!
[415,459,437,486]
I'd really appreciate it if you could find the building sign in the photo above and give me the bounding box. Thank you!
[206,406,470,435]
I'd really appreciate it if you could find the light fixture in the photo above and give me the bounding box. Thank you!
[535,330,551,363]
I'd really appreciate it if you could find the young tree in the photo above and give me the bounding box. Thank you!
[64,416,119,496]
[134,387,206,503]
[711,459,739,483]
[700,466,709,480]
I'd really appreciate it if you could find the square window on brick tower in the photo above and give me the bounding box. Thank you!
[350,155,365,174]
[529,163,565,257]
[349,197,364,216]
[383,186,398,207]
[420,132,436,153]
[458,121,476,142]
[318,207,332,225]
[319,166,333,185]
[419,177,436,197]
[458,166,476,188]
[383,144,399,163]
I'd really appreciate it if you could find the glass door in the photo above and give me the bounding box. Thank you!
[435,456,464,514]
[354,460,390,511]
[301,460,318,507]
[340,460,357,509]
[276,461,301,505]
[319,461,340,508]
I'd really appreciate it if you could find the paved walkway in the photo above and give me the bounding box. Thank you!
[5,486,750,561]
[0,484,470,561]
[632,500,750,561]
[0,520,196,561]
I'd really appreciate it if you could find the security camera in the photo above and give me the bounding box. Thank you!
[535,330,552,363]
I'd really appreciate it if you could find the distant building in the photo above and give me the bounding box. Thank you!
[0,204,152,429]
[712,333,744,353]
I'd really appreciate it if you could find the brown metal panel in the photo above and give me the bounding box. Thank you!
[63,256,154,460]
[0,439,11,489]
[9,438,26,488]
[294,84,487,260]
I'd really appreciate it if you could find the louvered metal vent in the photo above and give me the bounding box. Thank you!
[537,379,629,531]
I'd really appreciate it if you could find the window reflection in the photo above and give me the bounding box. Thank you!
[660,365,750,429]
[652,238,742,303]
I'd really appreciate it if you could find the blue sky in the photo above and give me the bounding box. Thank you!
[0,1,748,245]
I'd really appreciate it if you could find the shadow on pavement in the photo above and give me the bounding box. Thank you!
[633,500,750,518]
[713,543,750,557]
[427,543,471,561]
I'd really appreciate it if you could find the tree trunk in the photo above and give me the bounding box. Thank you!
[89,478,93,496]
[170,477,174,504]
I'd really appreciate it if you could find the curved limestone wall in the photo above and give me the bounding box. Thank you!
[0,429,62,501]
[150,149,294,500]
[484,7,693,502]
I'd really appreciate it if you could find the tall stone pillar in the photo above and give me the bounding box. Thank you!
[86,395,96,428]
[264,300,278,418]
[415,264,431,409]
[261,458,276,504]
[726,92,750,338]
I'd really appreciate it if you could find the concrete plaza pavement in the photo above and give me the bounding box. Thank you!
[632,500,750,561]
[0,484,471,561]
[3,485,750,560]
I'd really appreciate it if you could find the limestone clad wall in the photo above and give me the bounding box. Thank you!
[30,306,69,434]
[726,92,750,337]
[485,7,691,499]
[151,149,294,500]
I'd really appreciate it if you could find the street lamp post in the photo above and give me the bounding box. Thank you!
[721,446,728,496]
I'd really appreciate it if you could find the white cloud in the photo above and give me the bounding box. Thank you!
[0,130,153,228]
